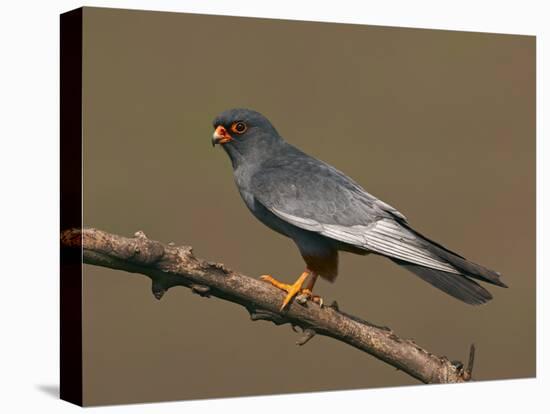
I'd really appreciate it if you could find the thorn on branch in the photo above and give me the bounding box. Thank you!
[296,328,316,346]
[463,343,476,381]
[328,300,340,311]
[451,343,476,381]
[191,284,211,297]
[248,308,287,325]
[151,281,166,300]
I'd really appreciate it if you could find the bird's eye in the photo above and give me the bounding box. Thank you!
[231,121,247,134]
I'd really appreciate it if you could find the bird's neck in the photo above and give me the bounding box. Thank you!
[223,136,286,171]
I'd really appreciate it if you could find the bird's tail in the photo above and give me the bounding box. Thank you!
[392,224,508,305]
[391,259,493,305]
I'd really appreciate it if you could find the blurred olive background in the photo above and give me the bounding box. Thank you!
[81,7,535,406]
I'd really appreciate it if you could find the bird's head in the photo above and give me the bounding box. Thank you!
[212,108,283,166]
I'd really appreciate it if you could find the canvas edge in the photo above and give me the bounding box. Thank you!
[60,7,83,407]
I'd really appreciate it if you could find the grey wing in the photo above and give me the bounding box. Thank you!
[250,157,459,274]
[270,208,459,274]
[250,154,407,226]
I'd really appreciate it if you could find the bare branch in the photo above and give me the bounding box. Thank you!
[61,227,475,384]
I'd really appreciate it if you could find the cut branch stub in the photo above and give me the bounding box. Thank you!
[296,328,316,346]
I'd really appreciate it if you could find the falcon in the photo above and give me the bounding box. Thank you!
[211,108,507,310]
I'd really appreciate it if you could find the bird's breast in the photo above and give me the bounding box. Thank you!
[236,186,299,240]
[232,164,316,242]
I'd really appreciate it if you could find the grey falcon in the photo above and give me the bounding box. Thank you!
[211,108,507,310]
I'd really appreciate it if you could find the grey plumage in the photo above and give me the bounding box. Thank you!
[212,108,507,305]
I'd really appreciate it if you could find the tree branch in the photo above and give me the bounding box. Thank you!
[61,227,475,384]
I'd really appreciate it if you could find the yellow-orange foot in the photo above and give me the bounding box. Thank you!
[260,272,322,310]
[299,289,324,308]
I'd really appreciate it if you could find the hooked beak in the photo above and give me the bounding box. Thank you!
[212,125,234,147]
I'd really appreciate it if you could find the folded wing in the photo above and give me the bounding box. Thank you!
[250,152,506,304]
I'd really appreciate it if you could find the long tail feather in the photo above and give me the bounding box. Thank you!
[401,223,508,288]
[391,259,493,305]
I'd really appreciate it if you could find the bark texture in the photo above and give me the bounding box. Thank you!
[61,227,476,384]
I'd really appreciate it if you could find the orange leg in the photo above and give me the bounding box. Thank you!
[303,272,318,291]
[260,271,323,310]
